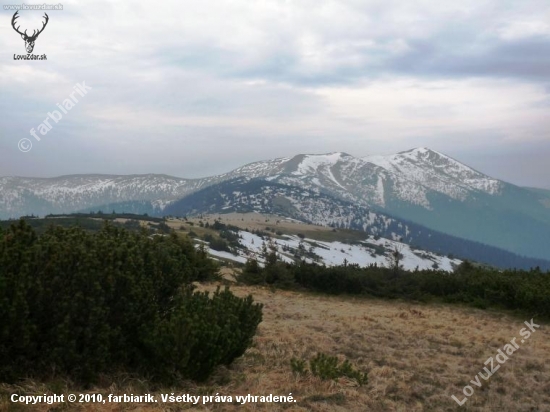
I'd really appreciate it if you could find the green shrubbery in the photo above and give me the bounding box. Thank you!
[237,242,294,288]
[291,353,368,386]
[203,233,231,252]
[240,254,550,317]
[146,287,263,382]
[0,220,263,384]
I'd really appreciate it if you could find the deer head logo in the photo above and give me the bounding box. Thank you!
[11,11,49,54]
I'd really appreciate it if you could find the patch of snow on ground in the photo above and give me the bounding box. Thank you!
[237,231,461,272]
[198,229,460,272]
[208,249,248,264]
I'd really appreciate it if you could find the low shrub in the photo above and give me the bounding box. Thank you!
[290,353,368,386]
[0,220,263,384]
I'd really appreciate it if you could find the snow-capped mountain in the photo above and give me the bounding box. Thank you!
[165,177,550,270]
[214,149,550,260]
[0,174,200,218]
[215,148,507,209]
[364,147,502,200]
[1,148,549,261]
[1,148,497,217]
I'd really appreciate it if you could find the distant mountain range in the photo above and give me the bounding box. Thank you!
[1,148,549,265]
[164,178,550,270]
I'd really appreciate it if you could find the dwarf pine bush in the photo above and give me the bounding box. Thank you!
[0,220,262,384]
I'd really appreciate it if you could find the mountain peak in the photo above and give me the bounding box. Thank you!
[364,147,502,196]
[399,147,447,158]
[292,152,353,160]
[401,147,431,154]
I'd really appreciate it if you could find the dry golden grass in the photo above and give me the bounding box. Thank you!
[179,212,322,232]
[166,213,336,238]
[166,213,368,244]
[1,283,549,411]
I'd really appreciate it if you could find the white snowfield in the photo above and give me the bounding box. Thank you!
[203,230,461,272]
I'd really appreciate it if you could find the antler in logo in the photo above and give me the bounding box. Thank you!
[11,11,49,54]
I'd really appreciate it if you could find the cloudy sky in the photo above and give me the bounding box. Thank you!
[1,0,549,188]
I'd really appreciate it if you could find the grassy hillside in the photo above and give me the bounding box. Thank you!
[2,283,548,411]
[170,213,550,271]
[1,215,548,411]
[167,213,370,243]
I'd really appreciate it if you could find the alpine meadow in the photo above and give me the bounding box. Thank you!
[1,0,549,411]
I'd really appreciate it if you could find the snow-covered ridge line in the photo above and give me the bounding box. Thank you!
[363,147,503,197]
[0,147,509,220]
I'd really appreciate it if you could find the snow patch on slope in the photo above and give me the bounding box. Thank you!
[202,229,461,272]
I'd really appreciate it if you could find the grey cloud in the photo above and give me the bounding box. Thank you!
[388,37,550,81]
[1,0,548,188]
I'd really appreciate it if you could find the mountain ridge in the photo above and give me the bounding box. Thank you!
[0,148,542,193]
[1,147,549,261]
[163,177,550,270]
